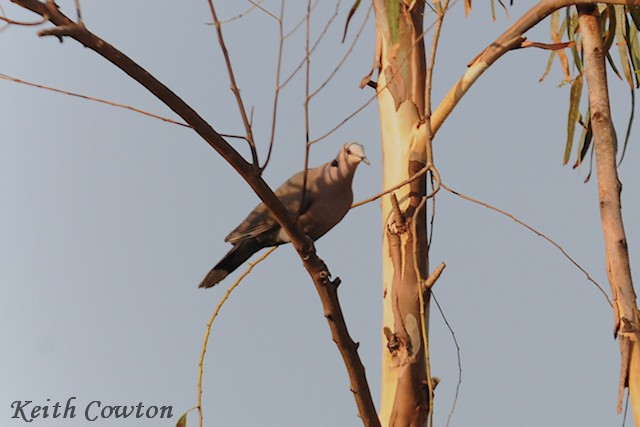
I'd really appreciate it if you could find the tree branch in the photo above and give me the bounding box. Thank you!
[578,5,640,422]
[431,0,640,137]
[10,1,379,424]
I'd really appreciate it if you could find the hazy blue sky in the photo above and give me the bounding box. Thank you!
[1,1,638,426]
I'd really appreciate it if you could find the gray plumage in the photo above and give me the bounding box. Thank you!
[199,142,369,288]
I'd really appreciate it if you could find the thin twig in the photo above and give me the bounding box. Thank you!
[261,0,285,171]
[441,182,613,306]
[430,290,462,427]
[307,5,451,146]
[220,0,266,23]
[282,0,320,39]
[280,1,340,89]
[309,2,371,99]
[74,0,82,23]
[0,10,47,26]
[299,0,312,218]
[352,163,441,209]
[246,0,278,20]
[197,247,277,427]
[422,3,450,421]
[0,73,191,127]
[412,196,434,427]
[207,0,259,166]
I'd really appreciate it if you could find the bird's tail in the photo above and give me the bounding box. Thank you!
[199,239,263,288]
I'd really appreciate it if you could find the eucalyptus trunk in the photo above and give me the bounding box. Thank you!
[578,5,640,424]
[371,1,431,425]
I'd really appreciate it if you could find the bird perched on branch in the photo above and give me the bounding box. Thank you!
[199,142,369,288]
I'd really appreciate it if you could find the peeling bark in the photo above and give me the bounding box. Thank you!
[373,1,430,425]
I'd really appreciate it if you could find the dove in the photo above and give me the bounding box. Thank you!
[199,142,369,288]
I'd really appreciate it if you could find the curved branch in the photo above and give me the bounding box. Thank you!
[431,0,640,136]
[10,1,379,425]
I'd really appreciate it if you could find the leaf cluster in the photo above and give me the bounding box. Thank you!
[544,5,640,174]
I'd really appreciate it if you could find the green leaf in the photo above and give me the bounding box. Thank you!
[566,7,583,74]
[540,10,561,82]
[342,0,361,43]
[385,0,400,44]
[602,7,622,78]
[551,9,560,33]
[565,74,583,164]
[601,5,617,53]
[626,14,640,87]
[539,50,557,82]
[606,51,623,79]
[615,5,634,89]
[628,5,640,31]
[176,412,188,427]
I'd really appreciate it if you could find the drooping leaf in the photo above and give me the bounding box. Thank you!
[565,74,583,164]
[606,51,623,79]
[573,108,592,168]
[626,16,640,87]
[539,50,557,82]
[496,0,510,19]
[567,7,584,74]
[601,5,617,53]
[465,0,472,17]
[540,12,571,82]
[583,143,596,183]
[628,5,640,31]
[489,0,510,21]
[385,0,400,44]
[618,86,635,165]
[601,7,623,79]
[615,5,634,89]
[538,11,560,82]
[176,412,188,427]
[341,0,361,43]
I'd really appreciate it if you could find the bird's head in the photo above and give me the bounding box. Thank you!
[343,142,370,166]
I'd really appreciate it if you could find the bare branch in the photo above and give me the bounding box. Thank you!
[578,5,640,420]
[430,290,462,427]
[0,73,191,128]
[9,1,379,423]
[309,3,372,99]
[280,1,340,89]
[282,0,319,39]
[440,182,613,306]
[352,164,440,209]
[206,0,259,166]
[261,0,285,171]
[431,0,640,137]
[221,0,269,23]
[519,39,576,50]
[0,8,47,26]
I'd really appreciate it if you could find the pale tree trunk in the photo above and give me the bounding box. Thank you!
[371,1,431,425]
[578,5,640,424]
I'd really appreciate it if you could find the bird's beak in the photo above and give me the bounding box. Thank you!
[361,156,370,166]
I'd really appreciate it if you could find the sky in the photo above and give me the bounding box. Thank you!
[1,1,638,426]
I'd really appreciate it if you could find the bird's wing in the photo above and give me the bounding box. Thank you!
[225,170,316,244]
